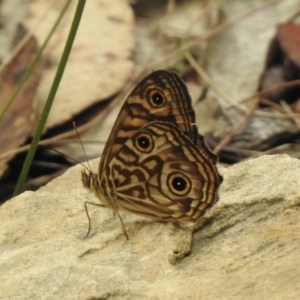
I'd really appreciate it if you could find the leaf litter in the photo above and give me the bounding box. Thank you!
[0,0,299,199]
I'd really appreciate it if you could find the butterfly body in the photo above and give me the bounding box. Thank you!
[82,70,222,237]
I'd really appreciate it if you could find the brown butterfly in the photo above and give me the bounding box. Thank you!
[82,70,222,238]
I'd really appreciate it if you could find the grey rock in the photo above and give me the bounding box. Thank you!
[0,154,299,299]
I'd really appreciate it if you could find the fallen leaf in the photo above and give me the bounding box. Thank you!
[25,0,135,129]
[0,36,42,177]
[258,22,300,105]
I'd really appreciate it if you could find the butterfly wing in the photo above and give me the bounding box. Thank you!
[102,122,221,221]
[99,70,220,185]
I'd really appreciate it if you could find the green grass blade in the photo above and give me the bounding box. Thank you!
[13,0,86,196]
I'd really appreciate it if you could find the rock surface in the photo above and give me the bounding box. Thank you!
[0,154,299,299]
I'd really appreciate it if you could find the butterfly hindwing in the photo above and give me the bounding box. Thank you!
[104,121,221,221]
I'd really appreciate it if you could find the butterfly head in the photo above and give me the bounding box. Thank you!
[81,169,101,199]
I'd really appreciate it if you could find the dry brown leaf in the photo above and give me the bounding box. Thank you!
[25,0,135,129]
[51,1,223,162]
[134,0,222,68]
[0,36,42,177]
[185,0,300,161]
[205,0,300,110]
[158,0,222,38]
[258,22,300,105]
[0,0,29,62]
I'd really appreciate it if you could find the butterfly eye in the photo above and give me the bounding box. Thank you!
[168,173,191,196]
[134,133,154,153]
[149,91,165,107]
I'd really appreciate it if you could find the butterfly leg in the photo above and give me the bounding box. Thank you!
[109,196,129,239]
[84,201,129,239]
[114,210,129,240]
[83,201,105,238]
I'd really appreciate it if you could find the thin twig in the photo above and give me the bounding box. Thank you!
[213,97,260,155]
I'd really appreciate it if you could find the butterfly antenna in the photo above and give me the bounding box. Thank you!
[37,143,90,172]
[72,121,92,172]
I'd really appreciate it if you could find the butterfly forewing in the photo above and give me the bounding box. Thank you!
[99,70,219,181]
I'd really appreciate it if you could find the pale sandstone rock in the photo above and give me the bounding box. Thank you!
[0,154,299,299]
